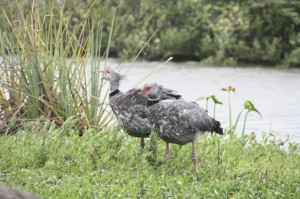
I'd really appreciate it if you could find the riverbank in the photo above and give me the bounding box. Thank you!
[0,123,299,198]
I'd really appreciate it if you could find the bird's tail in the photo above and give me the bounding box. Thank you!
[213,119,223,135]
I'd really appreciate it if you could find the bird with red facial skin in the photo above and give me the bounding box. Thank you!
[142,83,223,181]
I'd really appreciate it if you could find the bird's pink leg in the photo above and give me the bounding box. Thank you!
[164,143,170,164]
[140,137,145,148]
[192,141,200,181]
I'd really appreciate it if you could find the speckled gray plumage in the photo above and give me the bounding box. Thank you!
[147,99,222,144]
[109,88,151,138]
[143,83,223,144]
[142,83,223,180]
[0,185,40,199]
[102,68,181,140]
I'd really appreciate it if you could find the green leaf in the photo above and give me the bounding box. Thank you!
[244,100,262,118]
[210,95,223,105]
[221,86,236,93]
[195,96,210,102]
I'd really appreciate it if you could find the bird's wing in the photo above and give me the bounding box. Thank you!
[115,88,148,119]
[176,101,216,132]
[124,88,147,104]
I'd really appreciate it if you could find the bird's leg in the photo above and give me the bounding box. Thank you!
[163,143,170,164]
[192,141,200,181]
[140,137,145,148]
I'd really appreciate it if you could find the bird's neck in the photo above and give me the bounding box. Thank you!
[109,89,120,97]
[147,99,160,106]
[110,79,120,93]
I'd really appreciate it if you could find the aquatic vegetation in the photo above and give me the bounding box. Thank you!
[241,100,262,134]
[221,85,236,126]
[229,88,262,135]
[196,95,223,119]
[210,95,223,119]
[198,86,261,135]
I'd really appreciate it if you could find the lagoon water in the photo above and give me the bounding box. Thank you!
[101,59,300,143]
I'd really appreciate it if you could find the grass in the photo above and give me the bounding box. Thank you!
[0,120,299,198]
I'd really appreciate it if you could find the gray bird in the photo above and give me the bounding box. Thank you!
[101,67,181,148]
[0,184,40,199]
[142,83,223,180]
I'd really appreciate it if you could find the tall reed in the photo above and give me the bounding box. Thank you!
[0,1,116,134]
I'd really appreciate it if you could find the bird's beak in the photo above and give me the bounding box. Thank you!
[100,71,105,80]
[99,70,106,80]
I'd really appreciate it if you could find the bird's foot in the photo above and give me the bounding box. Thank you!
[196,174,200,182]
[163,157,169,166]
[140,138,145,149]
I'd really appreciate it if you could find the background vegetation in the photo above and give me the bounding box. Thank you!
[1,0,300,67]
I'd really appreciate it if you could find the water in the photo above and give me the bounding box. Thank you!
[2,57,299,143]
[104,59,300,143]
